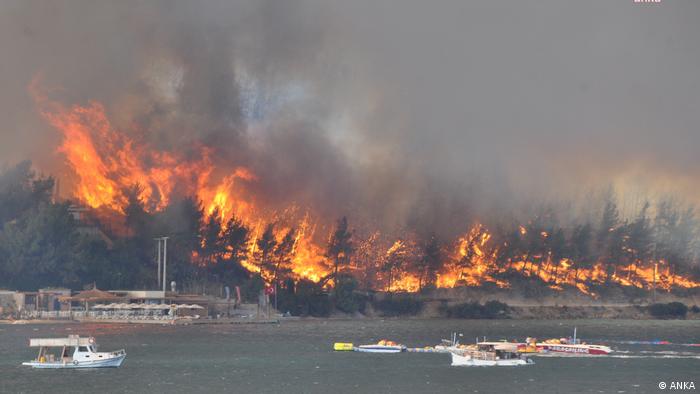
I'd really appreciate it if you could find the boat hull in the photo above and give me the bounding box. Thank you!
[355,345,404,353]
[450,353,531,367]
[22,354,126,369]
[536,344,612,355]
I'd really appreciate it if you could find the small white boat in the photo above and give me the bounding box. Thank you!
[451,343,533,367]
[22,335,126,369]
[355,340,405,353]
[433,332,461,353]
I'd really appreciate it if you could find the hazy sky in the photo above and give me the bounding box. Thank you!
[1,0,699,235]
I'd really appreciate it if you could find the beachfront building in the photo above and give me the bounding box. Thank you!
[107,290,210,317]
[0,290,22,317]
[37,288,71,311]
[61,288,124,312]
[2,287,212,321]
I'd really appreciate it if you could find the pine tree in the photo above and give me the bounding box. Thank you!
[414,234,441,290]
[325,217,353,292]
[272,228,296,285]
[256,223,278,282]
[597,195,620,281]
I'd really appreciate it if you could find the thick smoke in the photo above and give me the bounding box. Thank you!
[1,0,700,239]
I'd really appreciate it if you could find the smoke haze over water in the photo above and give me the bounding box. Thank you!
[1,0,700,237]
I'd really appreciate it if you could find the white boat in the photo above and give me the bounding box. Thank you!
[433,332,461,353]
[451,343,533,367]
[355,340,405,353]
[22,335,126,369]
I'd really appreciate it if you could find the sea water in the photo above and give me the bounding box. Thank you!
[0,319,698,393]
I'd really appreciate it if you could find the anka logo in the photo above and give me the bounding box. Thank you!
[633,0,661,3]
[661,381,696,390]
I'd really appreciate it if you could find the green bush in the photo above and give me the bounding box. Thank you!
[240,274,265,302]
[373,296,423,316]
[275,278,299,315]
[276,279,332,317]
[443,300,509,319]
[648,302,688,319]
[333,274,367,314]
[691,305,700,313]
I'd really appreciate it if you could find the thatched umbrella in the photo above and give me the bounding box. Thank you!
[60,289,122,311]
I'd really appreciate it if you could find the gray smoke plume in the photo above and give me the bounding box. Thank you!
[1,0,700,239]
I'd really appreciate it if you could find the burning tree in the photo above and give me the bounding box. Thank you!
[381,240,413,292]
[325,217,353,291]
[413,235,442,291]
[271,228,296,286]
[255,223,278,282]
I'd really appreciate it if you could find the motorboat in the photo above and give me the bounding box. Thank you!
[355,340,405,353]
[433,332,464,353]
[22,335,126,368]
[451,342,533,367]
[531,339,612,355]
[518,328,613,356]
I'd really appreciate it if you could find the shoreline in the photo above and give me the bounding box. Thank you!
[2,305,699,325]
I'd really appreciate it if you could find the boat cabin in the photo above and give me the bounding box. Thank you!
[476,343,523,360]
[29,335,101,364]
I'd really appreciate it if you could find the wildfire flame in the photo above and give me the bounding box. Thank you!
[32,88,700,296]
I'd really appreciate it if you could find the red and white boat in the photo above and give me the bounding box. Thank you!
[516,328,613,356]
[532,341,612,355]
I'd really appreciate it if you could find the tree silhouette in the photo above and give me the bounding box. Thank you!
[325,216,353,292]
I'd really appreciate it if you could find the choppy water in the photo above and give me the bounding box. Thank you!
[0,319,698,393]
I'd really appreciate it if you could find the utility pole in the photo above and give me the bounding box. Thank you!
[155,238,161,286]
[162,237,169,293]
[155,237,170,292]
